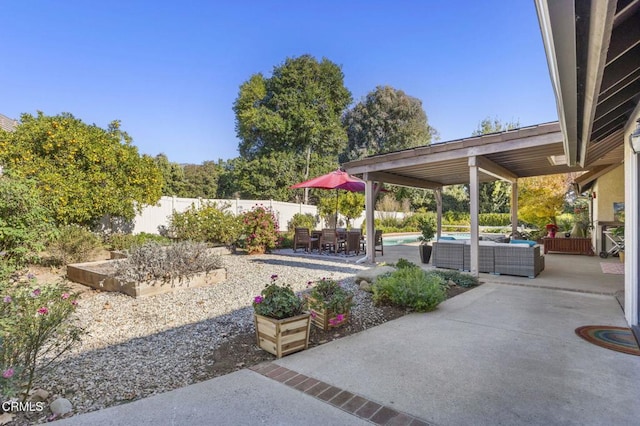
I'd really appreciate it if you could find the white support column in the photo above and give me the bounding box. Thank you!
[511,180,518,235]
[435,188,443,239]
[468,157,480,277]
[625,127,639,327]
[364,174,376,264]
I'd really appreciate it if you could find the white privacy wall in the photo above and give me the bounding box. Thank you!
[129,196,405,234]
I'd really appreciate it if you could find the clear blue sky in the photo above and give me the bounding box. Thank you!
[1,0,557,164]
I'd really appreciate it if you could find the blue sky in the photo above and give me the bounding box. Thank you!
[1,1,557,164]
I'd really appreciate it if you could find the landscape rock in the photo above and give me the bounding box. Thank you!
[359,280,372,292]
[50,398,72,415]
[30,388,49,402]
[355,266,395,284]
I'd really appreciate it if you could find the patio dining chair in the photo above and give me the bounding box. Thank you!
[344,230,362,255]
[293,228,319,252]
[320,228,340,254]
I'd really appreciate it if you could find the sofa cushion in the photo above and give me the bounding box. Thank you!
[510,239,536,247]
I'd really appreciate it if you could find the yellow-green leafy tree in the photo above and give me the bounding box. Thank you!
[0,112,162,226]
[518,174,571,229]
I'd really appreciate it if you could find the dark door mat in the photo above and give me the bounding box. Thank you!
[575,325,640,356]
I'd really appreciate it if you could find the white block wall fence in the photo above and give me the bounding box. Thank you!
[120,196,406,234]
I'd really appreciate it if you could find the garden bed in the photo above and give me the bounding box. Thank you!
[66,260,227,298]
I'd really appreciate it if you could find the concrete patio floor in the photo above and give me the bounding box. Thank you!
[52,243,637,426]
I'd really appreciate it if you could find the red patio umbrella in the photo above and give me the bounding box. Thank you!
[290,169,374,227]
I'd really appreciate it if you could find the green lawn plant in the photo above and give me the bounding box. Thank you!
[0,174,55,271]
[287,213,317,232]
[47,224,103,265]
[107,232,171,252]
[373,266,446,312]
[0,274,83,401]
[253,275,305,320]
[395,258,479,288]
[169,201,242,247]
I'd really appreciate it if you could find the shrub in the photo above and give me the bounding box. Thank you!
[242,205,279,254]
[252,275,305,320]
[112,241,223,284]
[402,212,436,232]
[478,213,511,226]
[47,225,103,265]
[0,274,83,400]
[443,211,470,225]
[107,232,171,251]
[0,175,54,267]
[278,231,294,249]
[428,270,479,288]
[373,267,446,312]
[169,202,242,246]
[288,213,317,232]
[395,258,418,269]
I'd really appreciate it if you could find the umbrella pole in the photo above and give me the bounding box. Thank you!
[335,189,339,228]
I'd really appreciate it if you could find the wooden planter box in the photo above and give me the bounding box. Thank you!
[254,313,311,358]
[306,296,351,331]
[542,237,594,255]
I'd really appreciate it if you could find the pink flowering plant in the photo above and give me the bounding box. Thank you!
[252,275,305,320]
[242,205,280,254]
[306,278,354,326]
[0,272,83,400]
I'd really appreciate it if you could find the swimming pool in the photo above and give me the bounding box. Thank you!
[382,233,471,246]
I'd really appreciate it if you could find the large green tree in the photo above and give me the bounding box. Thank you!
[217,154,300,201]
[154,153,186,196]
[0,112,162,226]
[183,161,220,199]
[341,85,437,162]
[234,54,351,161]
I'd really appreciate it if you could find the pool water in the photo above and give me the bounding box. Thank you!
[383,233,471,246]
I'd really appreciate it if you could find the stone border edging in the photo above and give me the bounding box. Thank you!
[249,362,432,426]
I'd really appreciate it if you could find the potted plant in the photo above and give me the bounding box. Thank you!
[252,275,311,358]
[417,215,436,264]
[305,278,354,331]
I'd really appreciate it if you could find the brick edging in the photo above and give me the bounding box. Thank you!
[249,362,432,426]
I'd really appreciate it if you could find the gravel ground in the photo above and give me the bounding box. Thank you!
[22,253,391,424]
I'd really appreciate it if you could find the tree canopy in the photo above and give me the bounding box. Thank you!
[233,54,352,161]
[474,117,520,213]
[0,112,162,226]
[341,85,437,162]
[518,174,571,228]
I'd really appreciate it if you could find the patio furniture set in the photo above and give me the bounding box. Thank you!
[432,239,545,278]
[293,228,383,256]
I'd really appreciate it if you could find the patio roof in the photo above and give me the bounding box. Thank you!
[535,0,640,167]
[343,121,591,187]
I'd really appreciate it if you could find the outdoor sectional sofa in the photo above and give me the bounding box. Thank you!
[432,240,545,278]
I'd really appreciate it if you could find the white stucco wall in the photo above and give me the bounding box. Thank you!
[624,108,640,327]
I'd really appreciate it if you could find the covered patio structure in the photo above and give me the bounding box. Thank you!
[344,121,602,274]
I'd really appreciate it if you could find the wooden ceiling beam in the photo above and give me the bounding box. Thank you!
[366,171,442,190]
[468,156,518,183]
